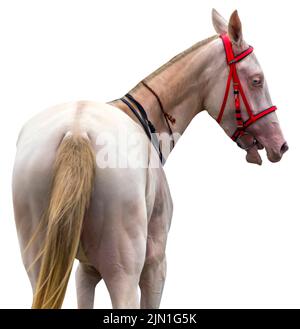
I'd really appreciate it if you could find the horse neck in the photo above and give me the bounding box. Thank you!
[128,35,222,152]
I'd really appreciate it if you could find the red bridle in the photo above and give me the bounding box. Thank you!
[217,34,277,145]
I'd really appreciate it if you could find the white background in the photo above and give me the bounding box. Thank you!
[0,0,299,309]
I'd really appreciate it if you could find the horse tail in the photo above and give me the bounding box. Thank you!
[32,133,95,309]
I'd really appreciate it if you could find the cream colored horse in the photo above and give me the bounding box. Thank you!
[12,9,288,309]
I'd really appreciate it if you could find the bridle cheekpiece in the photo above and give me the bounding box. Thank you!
[216,34,277,148]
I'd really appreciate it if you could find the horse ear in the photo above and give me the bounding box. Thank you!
[212,8,227,35]
[228,10,243,45]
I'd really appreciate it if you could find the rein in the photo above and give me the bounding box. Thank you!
[217,34,277,148]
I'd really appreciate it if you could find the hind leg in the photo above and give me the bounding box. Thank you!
[80,164,150,309]
[98,230,147,309]
[86,207,147,309]
[76,263,102,309]
[14,207,45,300]
[103,268,143,308]
[139,187,172,308]
[13,208,45,303]
[139,223,168,309]
[13,187,45,297]
[13,136,58,303]
[82,223,147,309]
[140,255,167,309]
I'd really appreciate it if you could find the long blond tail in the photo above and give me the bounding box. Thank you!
[32,134,95,309]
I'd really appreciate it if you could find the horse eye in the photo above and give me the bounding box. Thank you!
[252,77,262,87]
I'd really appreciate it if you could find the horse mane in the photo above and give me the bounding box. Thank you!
[143,35,219,82]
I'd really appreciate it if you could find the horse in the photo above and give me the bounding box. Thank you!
[12,9,288,309]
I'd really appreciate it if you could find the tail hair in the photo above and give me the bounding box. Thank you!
[32,134,95,308]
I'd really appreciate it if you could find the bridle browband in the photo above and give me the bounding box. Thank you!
[120,80,175,164]
[217,34,277,147]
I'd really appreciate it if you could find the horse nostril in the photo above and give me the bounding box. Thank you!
[280,142,289,155]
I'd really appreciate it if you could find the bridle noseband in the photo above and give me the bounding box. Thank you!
[217,34,277,148]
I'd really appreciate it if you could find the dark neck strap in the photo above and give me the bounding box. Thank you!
[120,94,165,164]
[125,93,156,134]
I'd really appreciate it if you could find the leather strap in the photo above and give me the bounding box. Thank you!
[141,80,175,149]
[120,95,165,164]
[217,34,277,143]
